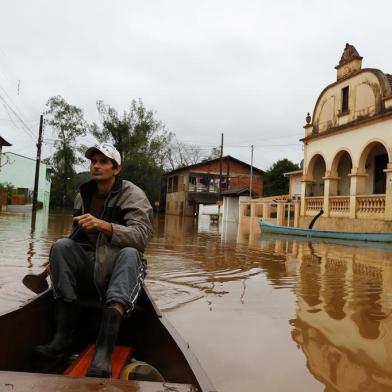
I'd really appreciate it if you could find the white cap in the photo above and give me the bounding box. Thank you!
[85,143,121,165]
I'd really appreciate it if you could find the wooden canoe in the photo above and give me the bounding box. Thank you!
[0,285,215,392]
[260,220,392,243]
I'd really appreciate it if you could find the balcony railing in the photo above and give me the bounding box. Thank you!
[304,195,386,219]
[329,196,350,216]
[188,184,219,193]
[305,197,323,214]
[356,195,385,216]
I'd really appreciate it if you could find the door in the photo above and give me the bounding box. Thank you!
[374,154,388,194]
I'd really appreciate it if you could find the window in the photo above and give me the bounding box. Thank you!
[341,86,349,114]
[168,177,173,193]
[173,176,179,192]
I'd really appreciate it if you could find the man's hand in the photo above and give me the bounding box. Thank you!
[74,214,113,237]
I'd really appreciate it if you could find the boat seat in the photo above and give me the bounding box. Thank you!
[64,344,134,378]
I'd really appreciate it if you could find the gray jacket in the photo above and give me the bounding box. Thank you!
[69,177,153,297]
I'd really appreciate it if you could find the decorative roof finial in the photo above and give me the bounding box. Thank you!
[306,112,311,125]
[337,43,362,67]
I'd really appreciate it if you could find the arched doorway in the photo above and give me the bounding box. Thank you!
[331,151,352,196]
[305,154,326,197]
[358,142,389,195]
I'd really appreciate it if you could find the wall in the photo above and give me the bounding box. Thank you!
[223,197,237,222]
[0,152,51,207]
[299,215,392,234]
[311,70,389,134]
[199,204,221,215]
[166,192,189,216]
[289,173,302,198]
[304,118,392,179]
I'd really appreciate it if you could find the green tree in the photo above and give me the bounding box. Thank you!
[45,95,86,207]
[263,158,300,197]
[91,99,172,166]
[90,99,172,203]
[122,155,164,206]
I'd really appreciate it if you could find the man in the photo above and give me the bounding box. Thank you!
[35,143,153,378]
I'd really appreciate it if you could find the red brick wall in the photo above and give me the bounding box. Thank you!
[230,175,263,196]
[190,159,257,175]
[176,158,264,196]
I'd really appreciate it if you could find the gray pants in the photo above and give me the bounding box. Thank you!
[49,238,145,313]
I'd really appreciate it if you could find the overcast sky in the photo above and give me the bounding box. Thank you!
[0,0,392,172]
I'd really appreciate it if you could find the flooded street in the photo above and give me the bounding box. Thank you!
[1,211,392,391]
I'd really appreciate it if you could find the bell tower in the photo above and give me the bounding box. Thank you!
[335,43,363,80]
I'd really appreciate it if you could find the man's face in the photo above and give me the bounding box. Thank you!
[90,152,121,181]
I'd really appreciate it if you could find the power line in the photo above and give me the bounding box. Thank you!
[0,118,39,123]
[0,83,37,136]
[176,136,302,149]
[230,132,303,144]
[178,132,303,146]
[176,140,300,149]
[0,94,37,142]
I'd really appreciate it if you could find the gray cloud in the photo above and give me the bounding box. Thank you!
[0,0,391,171]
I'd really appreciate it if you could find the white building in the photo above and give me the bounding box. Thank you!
[299,44,392,232]
[0,152,51,209]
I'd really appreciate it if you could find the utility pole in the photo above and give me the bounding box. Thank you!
[249,145,254,199]
[218,133,224,215]
[32,114,44,212]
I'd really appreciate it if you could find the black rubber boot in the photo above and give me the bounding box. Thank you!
[35,300,78,359]
[86,307,122,378]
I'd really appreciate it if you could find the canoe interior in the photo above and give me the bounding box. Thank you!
[0,371,195,392]
[64,344,133,378]
[0,286,214,391]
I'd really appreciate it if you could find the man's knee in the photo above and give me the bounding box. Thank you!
[52,238,75,253]
[115,247,140,268]
[119,247,139,259]
[50,238,78,268]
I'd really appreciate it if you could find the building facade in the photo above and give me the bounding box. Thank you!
[0,152,51,209]
[299,44,392,232]
[284,169,302,200]
[165,155,264,217]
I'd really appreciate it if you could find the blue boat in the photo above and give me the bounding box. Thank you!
[259,220,392,243]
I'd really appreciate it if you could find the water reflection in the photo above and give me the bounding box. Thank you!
[0,209,72,311]
[3,212,392,390]
[291,240,392,391]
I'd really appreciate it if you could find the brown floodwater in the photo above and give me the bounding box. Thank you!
[1,211,392,391]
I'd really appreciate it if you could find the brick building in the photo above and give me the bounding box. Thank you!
[164,155,264,217]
